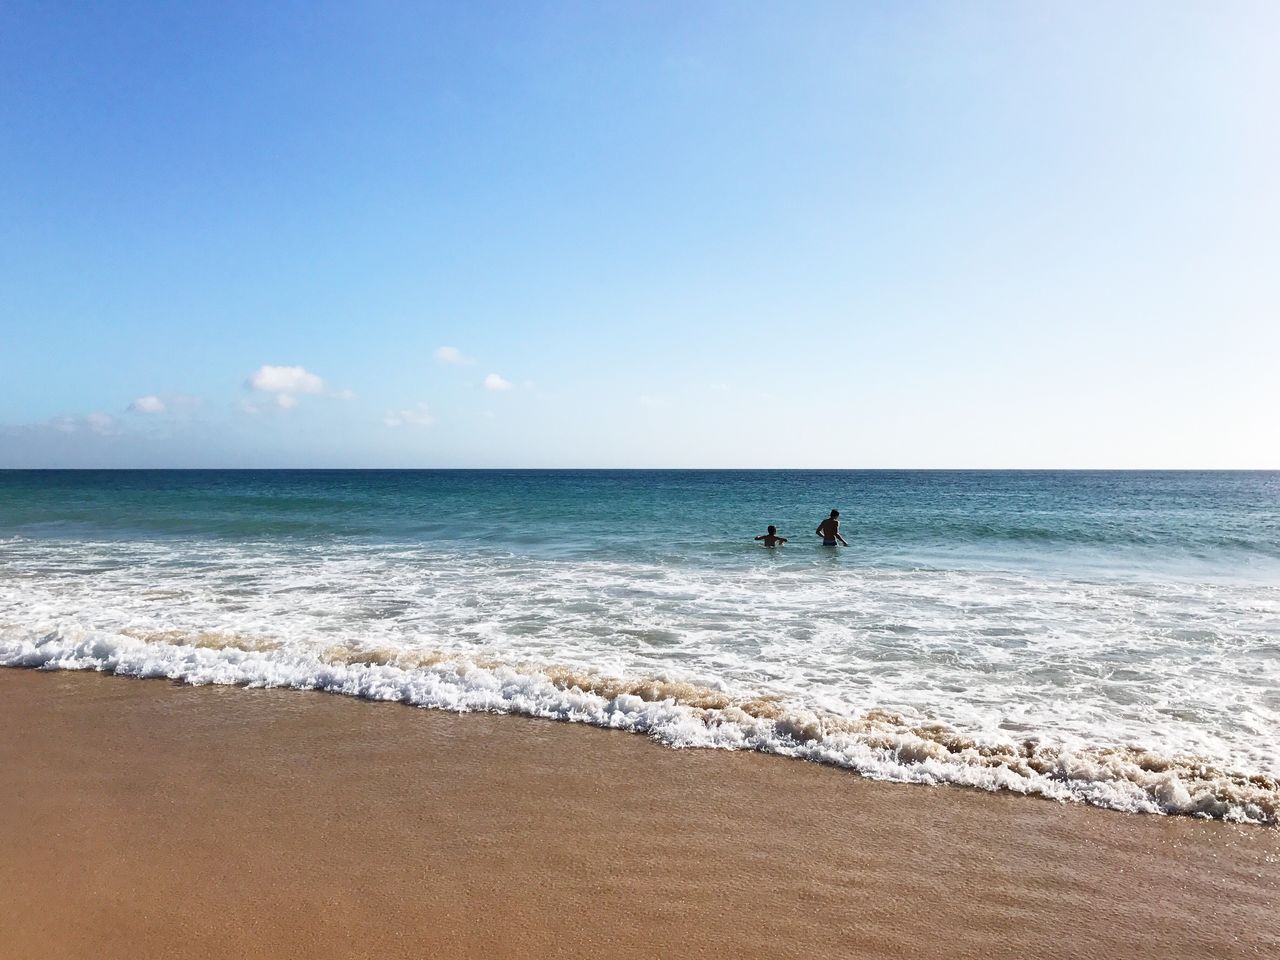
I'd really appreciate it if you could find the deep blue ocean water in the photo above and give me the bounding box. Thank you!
[5,469,1279,571]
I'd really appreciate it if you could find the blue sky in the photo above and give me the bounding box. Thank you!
[2,1,1277,467]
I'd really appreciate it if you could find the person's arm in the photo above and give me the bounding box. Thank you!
[815,525,824,537]
[754,535,765,541]
[778,537,788,544]
[835,522,848,546]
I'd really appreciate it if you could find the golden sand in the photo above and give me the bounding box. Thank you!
[1,669,1276,959]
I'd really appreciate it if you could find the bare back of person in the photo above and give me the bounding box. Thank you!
[755,524,788,547]
[816,510,848,547]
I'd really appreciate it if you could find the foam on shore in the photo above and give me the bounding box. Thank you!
[3,624,1274,825]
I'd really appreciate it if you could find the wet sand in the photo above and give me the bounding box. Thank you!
[2,669,1277,960]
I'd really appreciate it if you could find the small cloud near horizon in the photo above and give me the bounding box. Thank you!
[47,412,118,435]
[483,373,513,391]
[247,364,325,395]
[384,403,435,428]
[244,364,349,411]
[435,346,473,365]
[127,395,166,414]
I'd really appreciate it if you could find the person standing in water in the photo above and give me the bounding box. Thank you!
[816,509,848,547]
[754,525,788,547]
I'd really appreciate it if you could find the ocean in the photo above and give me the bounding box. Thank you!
[2,469,1277,823]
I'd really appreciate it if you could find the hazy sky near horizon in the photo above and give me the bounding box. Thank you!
[2,1,1277,468]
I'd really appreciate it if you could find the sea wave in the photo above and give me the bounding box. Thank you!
[3,624,1275,826]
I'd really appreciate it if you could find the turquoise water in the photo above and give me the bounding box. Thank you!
[3,470,1278,822]
[7,468,1279,570]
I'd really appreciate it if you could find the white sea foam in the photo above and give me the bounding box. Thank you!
[2,623,1275,824]
[2,534,1278,824]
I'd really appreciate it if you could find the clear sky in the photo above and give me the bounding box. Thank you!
[2,1,1277,468]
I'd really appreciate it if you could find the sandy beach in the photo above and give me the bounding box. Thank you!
[2,669,1276,960]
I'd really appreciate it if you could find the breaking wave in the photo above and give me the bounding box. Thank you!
[3,624,1275,825]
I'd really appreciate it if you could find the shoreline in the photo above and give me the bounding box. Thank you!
[7,633,1271,824]
[3,668,1277,959]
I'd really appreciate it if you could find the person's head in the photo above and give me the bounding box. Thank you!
[830,509,839,519]
[767,525,776,535]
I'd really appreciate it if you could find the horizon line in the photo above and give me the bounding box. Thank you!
[3,467,1277,473]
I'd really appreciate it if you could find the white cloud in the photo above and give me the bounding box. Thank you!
[638,394,669,408]
[244,364,343,411]
[384,403,435,428]
[128,395,167,414]
[247,365,325,395]
[484,373,513,391]
[48,413,118,435]
[435,346,472,365]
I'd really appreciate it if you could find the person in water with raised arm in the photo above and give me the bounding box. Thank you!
[754,525,788,547]
[816,509,849,547]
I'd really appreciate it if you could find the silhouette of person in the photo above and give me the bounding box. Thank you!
[754,525,788,547]
[816,510,848,547]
